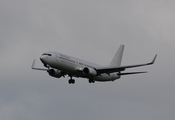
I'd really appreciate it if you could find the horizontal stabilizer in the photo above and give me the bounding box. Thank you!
[118,71,147,76]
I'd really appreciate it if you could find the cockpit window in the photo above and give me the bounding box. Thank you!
[42,53,52,56]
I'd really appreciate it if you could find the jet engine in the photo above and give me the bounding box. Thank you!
[83,67,97,77]
[47,69,62,78]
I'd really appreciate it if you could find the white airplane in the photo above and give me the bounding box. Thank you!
[32,45,157,84]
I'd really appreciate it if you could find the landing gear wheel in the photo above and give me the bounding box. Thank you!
[68,79,71,84]
[72,79,75,84]
[68,79,75,84]
[89,78,95,83]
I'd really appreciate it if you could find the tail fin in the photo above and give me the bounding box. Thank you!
[110,45,124,67]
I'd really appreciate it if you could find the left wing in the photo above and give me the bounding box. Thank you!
[96,54,157,74]
[31,59,48,71]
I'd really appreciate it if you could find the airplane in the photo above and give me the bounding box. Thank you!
[31,45,157,84]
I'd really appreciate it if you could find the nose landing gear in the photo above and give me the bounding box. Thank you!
[68,76,75,84]
[68,79,75,84]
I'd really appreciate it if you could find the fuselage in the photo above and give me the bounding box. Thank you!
[32,45,157,84]
[40,52,120,81]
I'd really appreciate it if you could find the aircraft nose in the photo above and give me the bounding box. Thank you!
[40,55,46,63]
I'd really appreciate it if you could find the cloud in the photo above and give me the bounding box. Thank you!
[0,0,175,120]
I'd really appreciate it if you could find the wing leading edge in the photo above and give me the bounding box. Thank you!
[96,54,157,74]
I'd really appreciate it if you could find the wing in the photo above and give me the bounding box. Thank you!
[96,54,157,74]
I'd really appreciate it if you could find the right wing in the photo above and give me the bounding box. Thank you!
[96,54,157,74]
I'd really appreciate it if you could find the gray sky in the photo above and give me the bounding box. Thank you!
[0,0,175,120]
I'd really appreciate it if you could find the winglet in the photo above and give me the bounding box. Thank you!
[147,54,157,65]
[31,59,48,71]
[31,59,36,69]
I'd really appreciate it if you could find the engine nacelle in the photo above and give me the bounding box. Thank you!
[83,67,97,77]
[47,69,62,78]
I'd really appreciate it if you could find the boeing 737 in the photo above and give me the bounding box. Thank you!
[32,45,157,84]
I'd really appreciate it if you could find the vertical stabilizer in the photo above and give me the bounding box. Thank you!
[110,45,124,67]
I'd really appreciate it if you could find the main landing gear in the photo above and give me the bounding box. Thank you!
[68,77,95,84]
[89,78,95,83]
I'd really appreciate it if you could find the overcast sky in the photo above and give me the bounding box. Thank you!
[0,0,175,120]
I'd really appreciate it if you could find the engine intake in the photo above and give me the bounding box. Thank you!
[83,67,97,77]
[47,69,62,78]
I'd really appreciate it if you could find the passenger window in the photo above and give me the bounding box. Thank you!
[42,53,52,56]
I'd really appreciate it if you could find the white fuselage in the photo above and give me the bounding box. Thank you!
[32,45,156,84]
[40,52,120,81]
